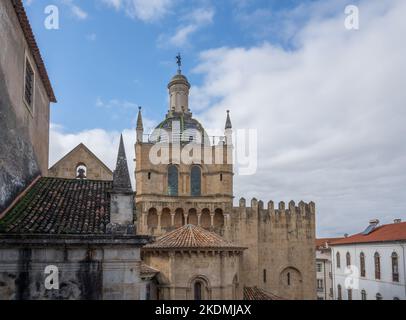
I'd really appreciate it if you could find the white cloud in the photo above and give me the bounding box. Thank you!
[160,7,215,47]
[60,0,88,20]
[190,0,406,237]
[101,0,174,22]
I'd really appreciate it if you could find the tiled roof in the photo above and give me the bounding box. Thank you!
[316,237,343,249]
[144,224,245,250]
[12,0,56,102]
[0,177,112,234]
[330,222,406,246]
[243,287,284,300]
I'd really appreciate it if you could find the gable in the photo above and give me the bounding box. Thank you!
[49,144,113,181]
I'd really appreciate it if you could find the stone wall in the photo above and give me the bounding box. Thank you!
[0,0,51,212]
[0,235,150,300]
[143,250,243,300]
[229,199,317,300]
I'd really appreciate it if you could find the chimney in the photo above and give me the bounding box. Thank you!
[394,219,402,224]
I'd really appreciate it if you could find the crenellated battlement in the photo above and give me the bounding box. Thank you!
[233,197,315,221]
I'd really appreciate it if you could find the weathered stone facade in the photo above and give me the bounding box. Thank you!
[0,235,150,300]
[0,0,55,212]
[48,143,113,180]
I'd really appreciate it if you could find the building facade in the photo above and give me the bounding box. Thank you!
[315,238,342,300]
[330,220,406,300]
[135,67,317,300]
[0,0,56,212]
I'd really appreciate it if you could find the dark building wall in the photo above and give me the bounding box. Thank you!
[0,0,51,212]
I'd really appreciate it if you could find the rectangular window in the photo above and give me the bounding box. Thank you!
[24,57,35,111]
[263,269,267,283]
[317,263,322,272]
[347,289,352,300]
[317,279,324,291]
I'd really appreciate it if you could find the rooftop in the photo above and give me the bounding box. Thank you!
[0,177,112,234]
[330,221,406,246]
[144,224,245,250]
[316,237,344,249]
[243,287,284,300]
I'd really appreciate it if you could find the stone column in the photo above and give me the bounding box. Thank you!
[157,211,162,233]
[210,213,214,228]
[171,213,175,227]
[184,214,188,225]
[197,214,201,226]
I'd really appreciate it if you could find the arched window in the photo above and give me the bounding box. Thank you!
[336,252,341,268]
[168,165,178,196]
[190,166,201,196]
[393,297,400,300]
[374,252,381,280]
[220,173,223,181]
[346,252,351,267]
[263,269,267,283]
[337,285,342,300]
[376,293,382,300]
[360,252,366,277]
[361,290,367,300]
[76,163,87,179]
[194,281,202,300]
[347,289,352,300]
[392,252,399,282]
[287,272,291,286]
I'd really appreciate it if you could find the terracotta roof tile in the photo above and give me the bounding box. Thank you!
[0,177,112,234]
[144,224,245,250]
[243,287,284,300]
[12,0,56,102]
[330,222,406,245]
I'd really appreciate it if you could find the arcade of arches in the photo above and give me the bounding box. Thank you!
[144,206,226,234]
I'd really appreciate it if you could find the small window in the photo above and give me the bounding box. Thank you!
[194,281,202,300]
[317,263,322,272]
[392,252,399,282]
[336,252,341,268]
[317,279,323,290]
[190,166,201,196]
[24,57,35,111]
[76,163,87,179]
[337,285,342,300]
[287,272,291,286]
[376,293,382,300]
[220,173,223,181]
[360,252,366,277]
[374,252,381,280]
[168,165,178,196]
[347,289,352,300]
[346,252,351,267]
[148,172,151,180]
[263,269,267,283]
[361,290,367,300]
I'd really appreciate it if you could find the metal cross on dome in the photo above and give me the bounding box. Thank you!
[176,53,182,73]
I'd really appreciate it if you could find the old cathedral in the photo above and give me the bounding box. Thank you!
[0,0,315,300]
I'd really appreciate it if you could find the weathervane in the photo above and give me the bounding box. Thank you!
[176,53,182,74]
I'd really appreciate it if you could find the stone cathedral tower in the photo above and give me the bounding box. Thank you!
[135,60,316,300]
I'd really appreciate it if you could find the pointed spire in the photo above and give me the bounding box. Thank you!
[113,134,133,193]
[136,106,143,130]
[225,110,232,129]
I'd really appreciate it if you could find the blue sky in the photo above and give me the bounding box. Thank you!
[25,0,322,132]
[24,0,406,237]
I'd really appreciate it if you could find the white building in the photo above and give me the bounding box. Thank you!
[316,238,343,300]
[330,219,406,300]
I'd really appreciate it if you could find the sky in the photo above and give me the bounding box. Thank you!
[23,0,406,237]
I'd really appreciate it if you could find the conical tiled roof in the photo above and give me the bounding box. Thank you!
[144,224,245,250]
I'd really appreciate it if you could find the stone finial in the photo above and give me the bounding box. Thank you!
[225,110,232,129]
[258,200,264,210]
[136,106,143,130]
[268,201,274,214]
[113,134,133,193]
[278,201,285,211]
[309,201,316,214]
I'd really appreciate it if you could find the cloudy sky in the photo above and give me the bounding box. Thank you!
[24,0,406,237]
